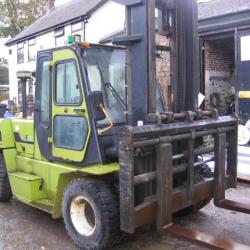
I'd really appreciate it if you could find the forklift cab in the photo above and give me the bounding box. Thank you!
[35,43,124,165]
[35,37,164,166]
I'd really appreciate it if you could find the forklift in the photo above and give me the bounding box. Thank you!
[0,0,249,249]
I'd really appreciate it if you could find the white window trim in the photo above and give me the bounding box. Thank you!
[71,22,83,33]
[17,42,24,64]
[28,38,36,61]
[54,27,65,37]
[28,38,36,46]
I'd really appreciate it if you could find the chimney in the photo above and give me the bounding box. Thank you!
[47,0,55,11]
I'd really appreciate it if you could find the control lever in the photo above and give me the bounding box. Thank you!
[97,103,113,135]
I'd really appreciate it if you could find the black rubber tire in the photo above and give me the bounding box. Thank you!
[0,152,12,202]
[62,177,121,250]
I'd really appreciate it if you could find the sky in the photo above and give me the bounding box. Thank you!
[55,0,71,6]
[0,38,9,60]
[55,0,214,6]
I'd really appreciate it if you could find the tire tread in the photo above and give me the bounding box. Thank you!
[62,177,123,250]
[0,152,12,202]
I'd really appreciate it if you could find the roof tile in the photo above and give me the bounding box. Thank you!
[198,0,250,19]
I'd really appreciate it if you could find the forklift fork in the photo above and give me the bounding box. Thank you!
[119,113,250,249]
[162,128,250,250]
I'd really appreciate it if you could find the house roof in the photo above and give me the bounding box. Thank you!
[7,0,250,46]
[5,0,106,46]
[198,0,250,20]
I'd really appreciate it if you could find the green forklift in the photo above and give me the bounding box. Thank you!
[0,1,248,250]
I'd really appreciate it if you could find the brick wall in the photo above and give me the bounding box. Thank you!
[156,34,171,110]
[205,39,234,71]
[204,38,235,113]
[153,36,235,113]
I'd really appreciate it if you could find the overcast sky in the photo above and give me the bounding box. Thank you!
[55,0,213,6]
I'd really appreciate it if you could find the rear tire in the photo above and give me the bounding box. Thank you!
[62,177,121,250]
[0,152,12,202]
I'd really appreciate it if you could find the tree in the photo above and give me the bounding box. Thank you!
[0,64,9,85]
[0,0,48,38]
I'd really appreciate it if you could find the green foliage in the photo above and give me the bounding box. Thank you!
[0,91,9,102]
[0,65,9,85]
[0,0,48,38]
[0,58,8,65]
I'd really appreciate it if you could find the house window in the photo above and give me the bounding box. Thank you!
[71,22,82,33]
[28,38,36,61]
[55,27,66,47]
[17,42,24,64]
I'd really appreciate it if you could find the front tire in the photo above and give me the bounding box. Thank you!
[0,152,12,202]
[62,178,121,250]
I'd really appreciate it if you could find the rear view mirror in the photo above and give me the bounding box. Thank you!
[89,91,106,121]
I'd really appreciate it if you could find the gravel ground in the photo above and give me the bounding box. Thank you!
[0,184,250,250]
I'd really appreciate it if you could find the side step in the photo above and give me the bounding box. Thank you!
[8,171,54,213]
[8,171,47,202]
[31,199,54,213]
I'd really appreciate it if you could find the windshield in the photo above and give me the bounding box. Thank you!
[83,46,126,124]
[82,45,164,124]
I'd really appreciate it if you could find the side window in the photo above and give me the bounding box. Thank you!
[54,116,88,150]
[55,61,81,104]
[40,60,50,127]
[86,65,102,91]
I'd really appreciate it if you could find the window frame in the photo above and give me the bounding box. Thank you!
[54,59,83,106]
[54,27,64,37]
[38,57,51,128]
[54,27,65,47]
[17,42,24,64]
[28,38,36,61]
[53,114,88,151]
[71,21,83,33]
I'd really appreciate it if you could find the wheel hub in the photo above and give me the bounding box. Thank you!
[70,196,96,236]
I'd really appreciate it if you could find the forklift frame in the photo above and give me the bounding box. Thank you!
[112,0,250,249]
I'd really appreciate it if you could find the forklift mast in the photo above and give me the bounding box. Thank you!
[113,0,200,125]
[110,1,250,248]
